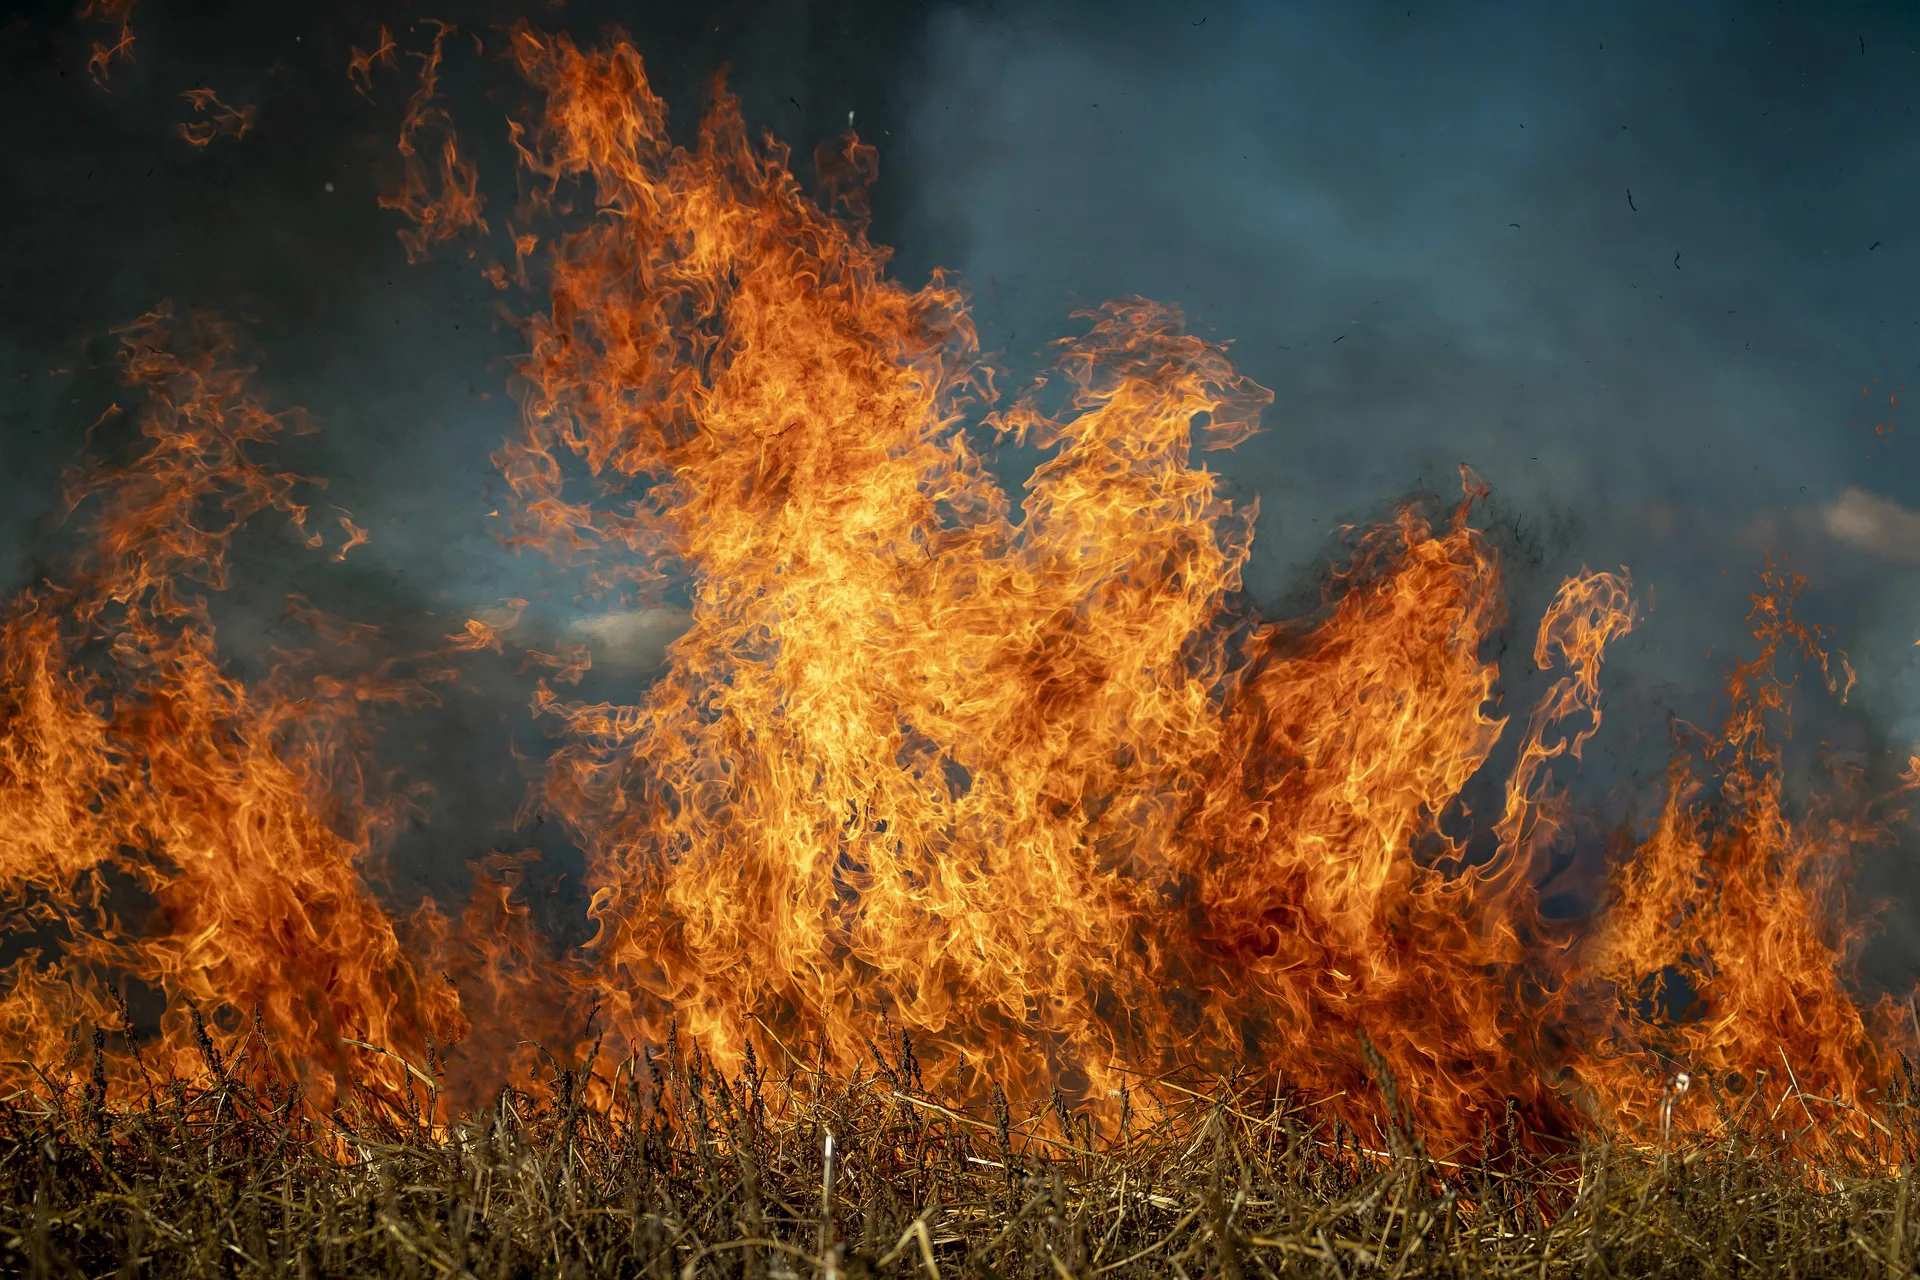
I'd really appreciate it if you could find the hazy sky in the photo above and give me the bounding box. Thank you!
[5,0,1920,963]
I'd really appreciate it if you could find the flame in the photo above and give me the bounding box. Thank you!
[1578,563,1904,1142]
[78,0,136,87]
[475,27,1900,1150]
[177,88,255,148]
[450,599,528,655]
[0,27,1907,1160]
[330,511,369,562]
[376,21,486,265]
[346,25,397,102]
[0,308,462,1099]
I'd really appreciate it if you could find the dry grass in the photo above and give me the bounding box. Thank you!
[4,1023,1919,1278]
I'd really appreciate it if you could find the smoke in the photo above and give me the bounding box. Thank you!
[1822,488,1920,566]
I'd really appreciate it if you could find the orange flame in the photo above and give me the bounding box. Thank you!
[1579,563,1905,1143]
[177,88,255,148]
[377,21,486,265]
[0,308,462,1100]
[330,511,369,562]
[480,28,1901,1150]
[0,28,1907,1163]
[78,0,136,87]
[346,25,397,102]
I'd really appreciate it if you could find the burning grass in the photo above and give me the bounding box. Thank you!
[5,1024,1920,1278]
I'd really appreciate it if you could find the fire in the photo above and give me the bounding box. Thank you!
[376,21,486,265]
[177,88,255,148]
[0,25,1907,1160]
[346,25,397,102]
[0,308,462,1102]
[78,0,136,87]
[1579,564,1906,1142]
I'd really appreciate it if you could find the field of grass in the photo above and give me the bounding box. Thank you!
[4,1023,1918,1278]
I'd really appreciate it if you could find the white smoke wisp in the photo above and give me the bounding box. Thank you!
[562,607,691,675]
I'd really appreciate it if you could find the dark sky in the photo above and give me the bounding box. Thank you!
[5,1,1920,968]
